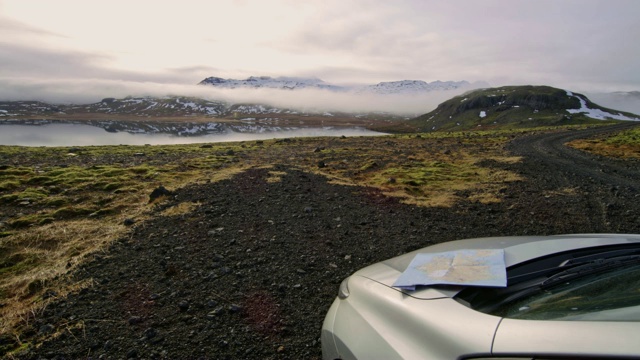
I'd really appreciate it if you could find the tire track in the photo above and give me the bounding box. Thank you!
[508,122,640,191]
[507,122,640,232]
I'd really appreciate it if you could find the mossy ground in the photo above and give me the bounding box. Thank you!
[0,124,634,354]
[568,126,640,159]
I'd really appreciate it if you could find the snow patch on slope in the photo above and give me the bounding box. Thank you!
[566,91,638,121]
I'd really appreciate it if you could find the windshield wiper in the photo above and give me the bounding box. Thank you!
[476,254,640,313]
[507,247,640,284]
[541,254,640,288]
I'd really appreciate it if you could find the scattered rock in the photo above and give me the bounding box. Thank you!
[103,340,113,351]
[177,300,189,312]
[128,316,142,325]
[148,185,173,203]
[208,307,225,318]
[42,289,57,299]
[123,218,136,226]
[142,327,158,340]
[126,348,138,358]
[38,324,55,335]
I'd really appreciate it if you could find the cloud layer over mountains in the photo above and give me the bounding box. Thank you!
[0,77,481,115]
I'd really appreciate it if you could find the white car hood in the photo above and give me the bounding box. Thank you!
[354,234,640,300]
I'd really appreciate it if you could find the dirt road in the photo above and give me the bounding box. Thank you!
[506,122,640,234]
[15,124,640,360]
[509,122,640,191]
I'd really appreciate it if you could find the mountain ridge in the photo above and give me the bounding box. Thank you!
[3,86,639,137]
[198,75,485,94]
[409,85,640,131]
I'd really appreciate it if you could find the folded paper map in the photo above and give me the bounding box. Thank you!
[393,249,507,290]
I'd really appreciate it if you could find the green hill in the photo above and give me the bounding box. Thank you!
[409,85,639,131]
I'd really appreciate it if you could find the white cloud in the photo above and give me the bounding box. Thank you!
[0,0,639,97]
[0,76,475,115]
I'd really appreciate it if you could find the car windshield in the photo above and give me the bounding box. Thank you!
[490,263,640,320]
[456,245,640,321]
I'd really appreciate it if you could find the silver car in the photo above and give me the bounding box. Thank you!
[322,234,640,359]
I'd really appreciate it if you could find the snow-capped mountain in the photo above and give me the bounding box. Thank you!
[199,76,482,95]
[0,101,64,117]
[92,97,226,116]
[356,80,473,94]
[0,97,228,118]
[198,76,344,91]
[0,96,409,120]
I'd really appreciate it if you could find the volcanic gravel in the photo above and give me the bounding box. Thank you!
[16,124,640,360]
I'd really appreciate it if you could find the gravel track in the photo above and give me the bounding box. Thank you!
[508,122,640,191]
[14,124,640,360]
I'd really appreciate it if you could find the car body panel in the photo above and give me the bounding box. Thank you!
[493,319,640,357]
[322,275,501,359]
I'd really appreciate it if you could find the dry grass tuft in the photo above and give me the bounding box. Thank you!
[542,187,579,197]
[487,156,523,164]
[568,126,640,159]
[266,171,288,183]
[0,220,125,334]
[569,140,640,159]
[160,202,201,217]
[383,190,458,208]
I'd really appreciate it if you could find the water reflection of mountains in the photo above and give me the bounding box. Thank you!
[0,120,386,147]
[1,118,338,136]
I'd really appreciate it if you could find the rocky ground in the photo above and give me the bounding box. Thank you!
[11,123,640,359]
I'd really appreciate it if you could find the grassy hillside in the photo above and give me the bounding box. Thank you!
[409,85,637,131]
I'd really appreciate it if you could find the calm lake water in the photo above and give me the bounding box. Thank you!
[0,124,386,147]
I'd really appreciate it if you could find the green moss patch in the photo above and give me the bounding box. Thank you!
[0,180,21,191]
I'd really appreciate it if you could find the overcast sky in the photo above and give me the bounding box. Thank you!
[1,0,639,105]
